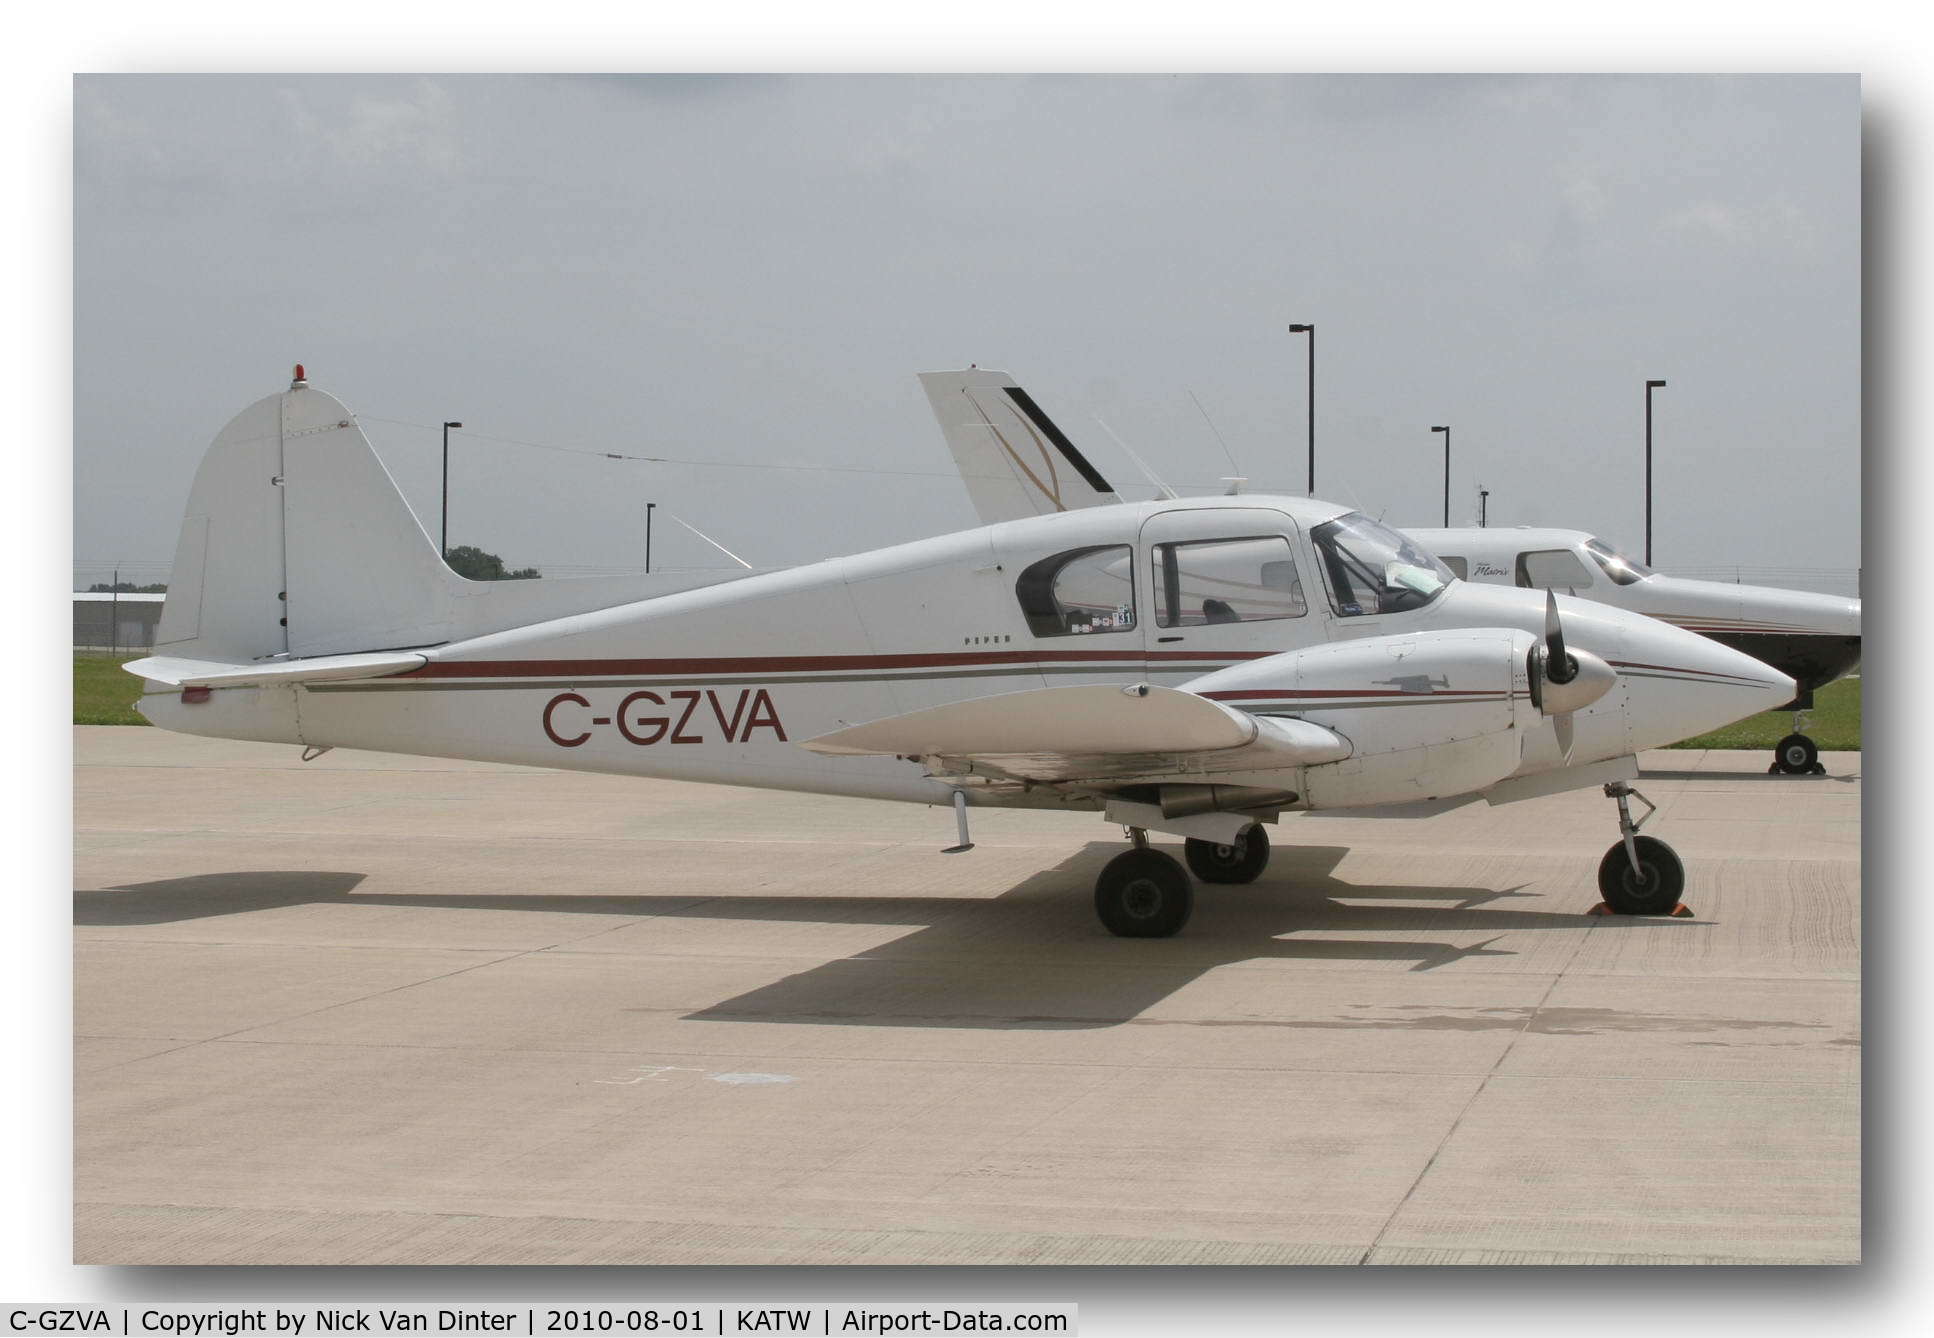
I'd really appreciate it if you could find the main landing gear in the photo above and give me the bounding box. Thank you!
[1093,824,1274,937]
[1185,825,1272,884]
[1771,711,1826,776]
[1593,781,1687,916]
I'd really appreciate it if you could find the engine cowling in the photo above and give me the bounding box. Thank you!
[1182,628,1545,809]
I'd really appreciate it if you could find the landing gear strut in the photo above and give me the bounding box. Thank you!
[1594,781,1686,916]
[1770,711,1826,775]
[1095,829,1194,937]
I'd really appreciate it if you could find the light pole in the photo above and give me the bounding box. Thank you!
[440,420,463,559]
[1431,426,1450,526]
[1644,380,1666,566]
[1289,323,1314,495]
[1478,487,1490,527]
[645,502,656,574]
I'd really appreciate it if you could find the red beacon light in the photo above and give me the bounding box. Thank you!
[291,363,308,388]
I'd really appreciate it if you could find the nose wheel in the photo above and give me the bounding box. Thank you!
[1593,782,1688,916]
[1770,714,1825,775]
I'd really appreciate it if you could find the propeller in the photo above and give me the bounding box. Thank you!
[1544,589,1577,685]
[1531,590,1616,762]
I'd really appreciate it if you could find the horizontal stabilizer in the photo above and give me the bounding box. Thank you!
[802,683,1257,757]
[123,650,428,689]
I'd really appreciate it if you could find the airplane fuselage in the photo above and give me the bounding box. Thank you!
[144,497,1793,813]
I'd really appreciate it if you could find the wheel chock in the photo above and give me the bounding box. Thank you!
[1586,902,1694,917]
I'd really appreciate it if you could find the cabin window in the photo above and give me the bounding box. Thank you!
[1310,512,1453,617]
[1440,555,1469,580]
[1152,536,1307,627]
[1014,545,1136,637]
[1515,549,1595,590]
[1583,537,1653,586]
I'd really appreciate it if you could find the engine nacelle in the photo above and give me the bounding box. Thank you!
[1184,628,1543,809]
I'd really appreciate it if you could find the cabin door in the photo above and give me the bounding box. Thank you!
[1137,507,1322,685]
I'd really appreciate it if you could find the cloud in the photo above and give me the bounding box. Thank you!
[1664,199,1745,241]
[280,79,460,176]
[1662,193,1815,251]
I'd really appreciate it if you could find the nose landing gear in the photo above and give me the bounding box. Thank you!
[1593,781,1689,916]
[1770,711,1826,775]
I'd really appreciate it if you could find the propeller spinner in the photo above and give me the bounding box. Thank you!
[1531,590,1617,759]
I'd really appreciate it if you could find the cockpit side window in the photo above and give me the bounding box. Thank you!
[1014,545,1136,637]
[1439,555,1469,580]
[1152,535,1307,627]
[1583,537,1654,586]
[1516,549,1595,591]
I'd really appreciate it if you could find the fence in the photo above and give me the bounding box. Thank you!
[71,559,1862,655]
[1668,567,1861,598]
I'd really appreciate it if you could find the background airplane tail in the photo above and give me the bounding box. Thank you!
[919,368,1120,526]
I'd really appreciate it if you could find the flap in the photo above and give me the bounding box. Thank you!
[123,650,428,689]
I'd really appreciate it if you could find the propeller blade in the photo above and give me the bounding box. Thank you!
[1544,589,1577,685]
[1553,712,1575,763]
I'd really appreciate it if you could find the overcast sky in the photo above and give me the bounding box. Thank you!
[74,74,1859,588]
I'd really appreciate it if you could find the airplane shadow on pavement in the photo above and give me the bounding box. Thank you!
[78,843,1647,1029]
[1637,767,1862,783]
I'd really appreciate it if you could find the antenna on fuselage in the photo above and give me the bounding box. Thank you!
[1185,387,1242,480]
[663,512,755,569]
[1092,416,1179,501]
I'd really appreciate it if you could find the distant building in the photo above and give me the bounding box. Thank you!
[74,592,165,652]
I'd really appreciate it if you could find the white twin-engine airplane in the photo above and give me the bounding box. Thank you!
[128,367,1794,939]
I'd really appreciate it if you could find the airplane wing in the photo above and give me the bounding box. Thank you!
[800,683,1350,783]
[124,650,428,688]
[919,369,1121,526]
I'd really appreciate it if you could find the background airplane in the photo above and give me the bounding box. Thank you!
[126,369,1791,939]
[1404,527,1859,774]
[921,368,1860,776]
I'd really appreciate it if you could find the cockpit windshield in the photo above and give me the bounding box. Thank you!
[1310,512,1455,617]
[1583,537,1654,586]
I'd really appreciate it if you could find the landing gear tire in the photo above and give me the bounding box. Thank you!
[1596,836,1686,916]
[1095,848,1194,938]
[1773,732,1821,776]
[1185,825,1270,884]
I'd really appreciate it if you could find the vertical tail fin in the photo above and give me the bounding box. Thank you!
[918,368,1120,526]
[155,372,463,663]
[153,370,773,675]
